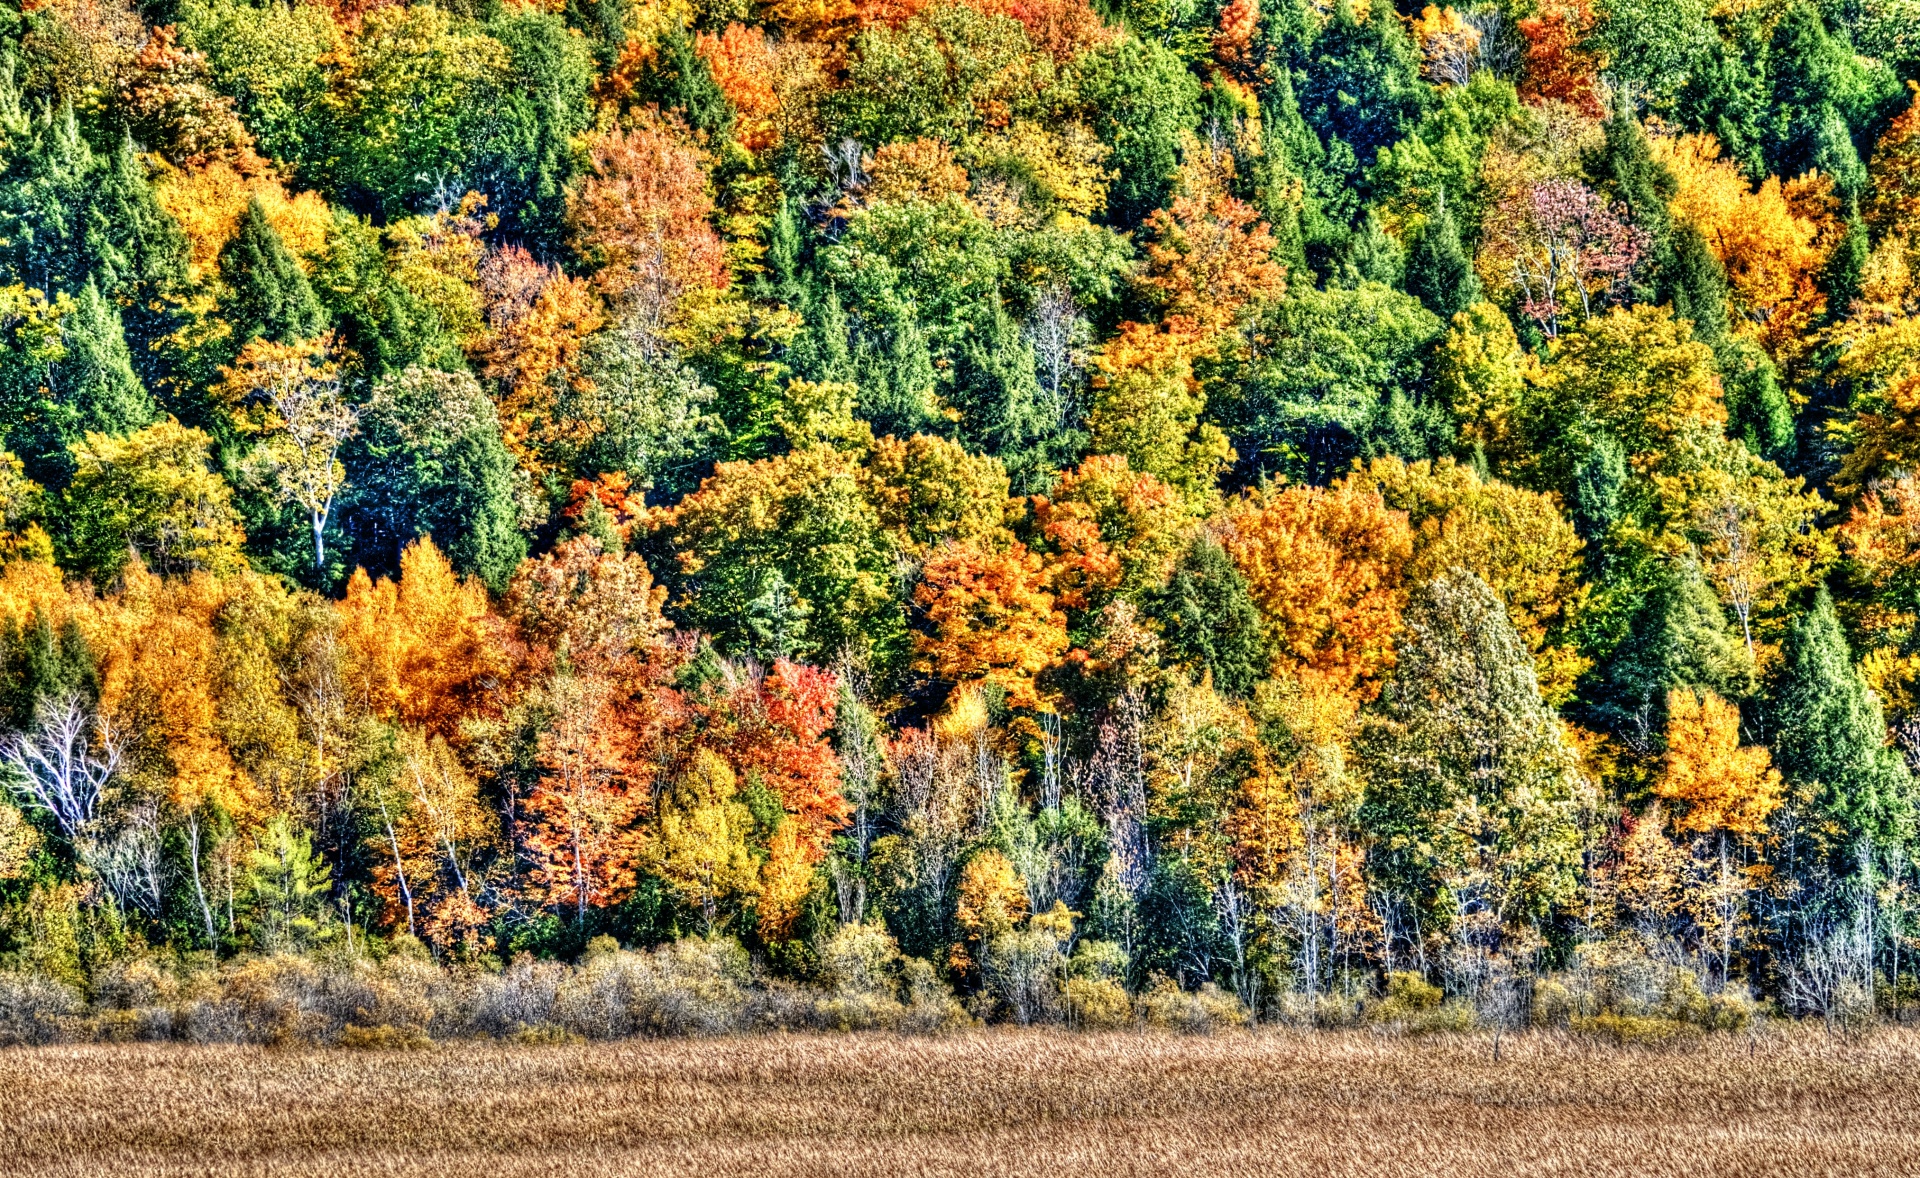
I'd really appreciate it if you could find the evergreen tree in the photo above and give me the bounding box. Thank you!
[1586,99,1677,300]
[1403,190,1480,319]
[344,366,527,592]
[1296,0,1430,197]
[1719,337,1793,460]
[1665,223,1729,345]
[1587,558,1755,755]
[626,28,735,145]
[1770,587,1914,858]
[1073,35,1202,228]
[1148,536,1266,698]
[217,198,326,350]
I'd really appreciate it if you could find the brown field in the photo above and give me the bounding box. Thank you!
[0,1028,1914,1177]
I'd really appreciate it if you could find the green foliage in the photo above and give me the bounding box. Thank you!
[218,198,326,351]
[1218,281,1444,485]
[1770,588,1915,857]
[1148,535,1265,698]
[241,817,333,953]
[1359,568,1587,933]
[1071,36,1201,227]
[345,366,525,591]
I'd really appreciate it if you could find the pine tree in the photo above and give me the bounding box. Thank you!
[218,198,325,349]
[1149,535,1266,698]
[1590,558,1754,754]
[1770,587,1914,857]
[1586,98,1677,301]
[1404,190,1480,319]
[42,280,155,481]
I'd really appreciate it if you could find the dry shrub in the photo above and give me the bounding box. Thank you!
[0,972,82,1045]
[1534,938,1757,1034]
[1064,977,1132,1028]
[1135,979,1246,1033]
[551,938,753,1038]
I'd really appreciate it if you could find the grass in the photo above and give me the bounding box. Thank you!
[1,1027,1915,1176]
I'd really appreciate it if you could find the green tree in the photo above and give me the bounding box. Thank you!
[217,198,326,350]
[1296,0,1429,197]
[241,816,333,953]
[63,419,247,582]
[1358,568,1589,940]
[345,366,525,592]
[1403,190,1481,320]
[1148,534,1266,698]
[1770,587,1914,858]
[1072,36,1201,228]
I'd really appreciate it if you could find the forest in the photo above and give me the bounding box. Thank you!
[0,0,1916,1042]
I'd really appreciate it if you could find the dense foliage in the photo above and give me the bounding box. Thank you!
[2,0,1919,1027]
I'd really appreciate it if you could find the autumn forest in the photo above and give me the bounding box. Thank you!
[0,0,1915,1044]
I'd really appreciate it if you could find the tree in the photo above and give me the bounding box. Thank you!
[912,539,1067,710]
[1482,179,1648,338]
[217,197,326,350]
[662,445,906,670]
[1363,456,1589,702]
[648,746,758,932]
[1770,588,1914,860]
[1085,323,1232,512]
[216,337,359,575]
[1357,568,1589,946]
[241,816,332,952]
[519,669,648,922]
[1221,477,1412,701]
[349,366,524,592]
[1404,190,1481,320]
[1071,36,1200,227]
[1147,535,1266,699]
[567,115,727,339]
[1656,688,1781,839]
[63,419,247,582]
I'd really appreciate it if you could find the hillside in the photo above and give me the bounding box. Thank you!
[0,0,1916,1032]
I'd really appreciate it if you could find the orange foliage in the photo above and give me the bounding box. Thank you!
[336,540,510,739]
[518,670,651,919]
[1029,455,1189,611]
[1212,0,1262,83]
[912,539,1068,710]
[1220,479,1413,701]
[1140,156,1286,340]
[1655,132,1835,365]
[1866,82,1920,241]
[866,138,971,206]
[1516,0,1602,117]
[691,660,847,865]
[568,117,729,322]
[479,245,606,469]
[697,23,782,151]
[973,0,1114,59]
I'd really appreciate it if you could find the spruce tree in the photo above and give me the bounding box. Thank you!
[51,280,153,446]
[1665,223,1729,345]
[218,197,326,349]
[1149,536,1266,698]
[1404,190,1480,319]
[1770,588,1914,857]
[1590,558,1754,754]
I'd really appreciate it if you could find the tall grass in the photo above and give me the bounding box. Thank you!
[2,1027,1916,1176]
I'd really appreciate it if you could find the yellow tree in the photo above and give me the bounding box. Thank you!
[648,747,759,933]
[1653,688,1783,984]
[1361,456,1590,701]
[1085,324,1235,514]
[215,335,358,572]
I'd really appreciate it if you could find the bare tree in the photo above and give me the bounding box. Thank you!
[0,694,120,841]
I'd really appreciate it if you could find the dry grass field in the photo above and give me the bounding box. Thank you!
[1,1028,1914,1177]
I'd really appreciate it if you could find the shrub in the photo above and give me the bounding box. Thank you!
[0,973,82,1045]
[1136,979,1246,1033]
